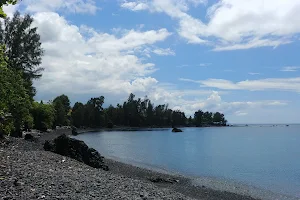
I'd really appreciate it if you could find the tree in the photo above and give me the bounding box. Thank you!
[71,102,85,128]
[31,102,55,131]
[53,101,67,127]
[146,100,154,126]
[0,11,44,97]
[194,110,204,127]
[53,95,71,126]
[84,96,105,127]
[69,93,228,129]
[0,46,32,137]
[213,112,227,126]
[53,95,71,114]
[203,112,213,125]
[172,110,186,127]
[188,116,193,126]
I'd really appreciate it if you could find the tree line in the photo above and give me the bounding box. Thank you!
[0,6,227,137]
[32,93,227,130]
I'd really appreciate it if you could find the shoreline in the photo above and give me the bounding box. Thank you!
[102,154,298,200]
[2,129,297,200]
[74,125,229,135]
[74,124,295,136]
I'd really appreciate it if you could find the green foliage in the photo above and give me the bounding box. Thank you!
[69,93,227,129]
[71,93,190,128]
[31,102,55,131]
[84,96,105,127]
[71,102,85,128]
[0,11,43,98]
[53,95,71,114]
[213,112,227,125]
[53,94,71,126]
[0,0,18,18]
[0,46,32,136]
[193,110,227,126]
[194,110,204,127]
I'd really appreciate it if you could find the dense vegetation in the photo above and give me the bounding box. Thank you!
[70,93,227,128]
[0,4,227,137]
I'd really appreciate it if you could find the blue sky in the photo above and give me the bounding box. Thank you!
[5,0,300,124]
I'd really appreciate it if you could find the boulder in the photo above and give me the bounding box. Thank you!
[24,133,34,141]
[172,128,183,132]
[44,134,108,171]
[71,126,78,136]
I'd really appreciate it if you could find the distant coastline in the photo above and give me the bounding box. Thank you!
[73,124,228,135]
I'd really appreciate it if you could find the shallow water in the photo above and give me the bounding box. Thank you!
[74,126,300,198]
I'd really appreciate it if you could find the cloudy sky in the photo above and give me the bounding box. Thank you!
[5,0,300,124]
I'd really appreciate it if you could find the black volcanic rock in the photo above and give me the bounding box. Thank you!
[172,128,183,132]
[44,134,108,170]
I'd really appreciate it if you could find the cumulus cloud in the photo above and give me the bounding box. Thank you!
[235,111,248,116]
[152,48,175,56]
[23,0,99,14]
[121,0,300,50]
[121,1,149,11]
[150,90,287,117]
[248,72,261,75]
[180,77,300,92]
[280,66,300,72]
[30,12,171,100]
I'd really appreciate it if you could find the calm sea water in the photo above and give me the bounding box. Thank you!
[74,126,300,198]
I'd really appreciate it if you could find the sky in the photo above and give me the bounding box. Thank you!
[4,0,300,124]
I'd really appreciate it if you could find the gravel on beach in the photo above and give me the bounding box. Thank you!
[0,137,194,200]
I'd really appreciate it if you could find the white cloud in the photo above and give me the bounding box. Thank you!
[121,1,149,11]
[180,77,300,92]
[248,72,261,75]
[213,38,291,51]
[153,48,175,56]
[23,0,99,14]
[85,28,171,53]
[235,111,248,116]
[280,66,300,72]
[121,0,300,50]
[31,12,172,99]
[2,4,19,18]
[150,90,287,118]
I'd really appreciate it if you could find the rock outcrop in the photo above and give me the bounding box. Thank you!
[24,133,34,141]
[44,134,108,171]
[172,128,183,132]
